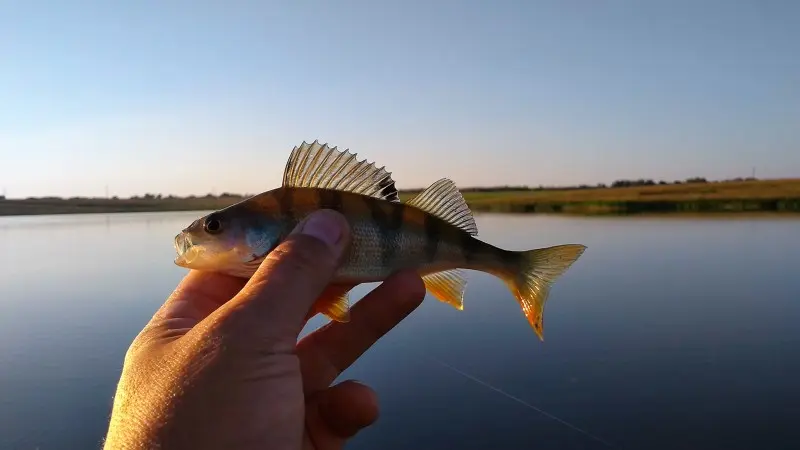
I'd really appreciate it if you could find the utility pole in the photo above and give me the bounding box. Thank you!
[751,167,756,179]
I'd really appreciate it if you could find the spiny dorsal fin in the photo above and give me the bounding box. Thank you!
[282,140,399,202]
[407,178,478,235]
[422,269,467,310]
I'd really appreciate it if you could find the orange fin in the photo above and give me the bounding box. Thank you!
[422,269,466,310]
[310,284,353,322]
[500,244,586,341]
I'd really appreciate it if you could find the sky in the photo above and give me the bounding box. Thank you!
[1,0,798,198]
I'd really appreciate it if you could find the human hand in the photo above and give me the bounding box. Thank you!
[103,209,426,449]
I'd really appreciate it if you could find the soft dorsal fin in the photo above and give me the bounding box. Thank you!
[282,140,400,202]
[406,178,478,235]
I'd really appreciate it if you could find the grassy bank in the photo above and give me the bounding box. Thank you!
[0,195,240,217]
[1,178,799,217]
[409,177,800,215]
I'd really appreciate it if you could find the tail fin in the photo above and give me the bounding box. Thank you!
[502,244,586,341]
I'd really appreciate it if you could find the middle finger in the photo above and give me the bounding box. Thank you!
[296,270,426,394]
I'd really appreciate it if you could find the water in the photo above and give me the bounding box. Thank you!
[1,212,798,449]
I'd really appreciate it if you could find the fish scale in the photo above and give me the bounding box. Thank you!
[173,141,587,341]
[339,217,395,280]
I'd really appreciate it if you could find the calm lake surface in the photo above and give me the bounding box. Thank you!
[1,212,799,449]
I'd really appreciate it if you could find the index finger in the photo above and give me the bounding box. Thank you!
[144,270,247,340]
[157,270,247,321]
[296,270,426,394]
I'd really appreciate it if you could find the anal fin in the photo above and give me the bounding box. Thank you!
[422,269,467,310]
[310,283,353,322]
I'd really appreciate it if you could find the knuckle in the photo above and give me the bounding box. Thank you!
[207,311,294,355]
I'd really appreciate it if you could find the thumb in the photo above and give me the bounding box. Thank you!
[221,209,351,346]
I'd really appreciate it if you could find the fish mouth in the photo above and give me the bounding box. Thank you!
[174,232,201,268]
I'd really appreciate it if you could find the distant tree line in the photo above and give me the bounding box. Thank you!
[609,177,708,188]
[127,192,246,200]
[399,176,757,193]
[3,175,764,201]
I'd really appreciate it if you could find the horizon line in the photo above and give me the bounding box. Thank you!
[3,175,797,201]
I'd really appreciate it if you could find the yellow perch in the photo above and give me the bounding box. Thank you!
[173,141,586,340]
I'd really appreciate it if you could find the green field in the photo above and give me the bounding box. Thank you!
[409,177,800,215]
[1,178,799,217]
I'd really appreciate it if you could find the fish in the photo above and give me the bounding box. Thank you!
[173,141,586,340]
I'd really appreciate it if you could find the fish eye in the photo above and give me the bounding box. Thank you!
[203,215,223,234]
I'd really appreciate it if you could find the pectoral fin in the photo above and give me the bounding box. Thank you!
[310,283,354,322]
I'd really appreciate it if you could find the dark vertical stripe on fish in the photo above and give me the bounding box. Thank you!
[423,213,440,262]
[460,229,483,264]
[319,189,343,212]
[279,186,295,216]
[368,200,403,267]
[383,201,404,267]
[275,187,298,241]
[388,202,405,249]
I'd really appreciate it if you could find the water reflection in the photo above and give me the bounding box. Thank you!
[0,212,798,449]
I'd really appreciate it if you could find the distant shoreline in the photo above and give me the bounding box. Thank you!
[2,178,799,217]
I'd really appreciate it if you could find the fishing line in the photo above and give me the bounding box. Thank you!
[400,343,621,449]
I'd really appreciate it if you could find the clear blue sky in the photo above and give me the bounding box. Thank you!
[1,0,798,198]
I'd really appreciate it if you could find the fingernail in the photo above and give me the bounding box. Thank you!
[298,210,343,247]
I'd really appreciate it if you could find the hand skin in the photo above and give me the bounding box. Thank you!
[103,209,426,449]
